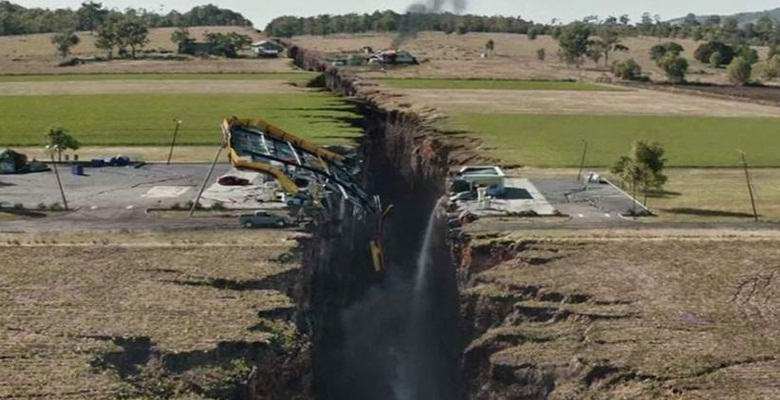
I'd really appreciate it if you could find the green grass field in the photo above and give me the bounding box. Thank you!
[0,93,360,146]
[453,113,780,167]
[379,78,617,91]
[0,72,318,83]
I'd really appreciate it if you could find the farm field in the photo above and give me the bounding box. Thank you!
[0,26,297,75]
[0,72,318,82]
[377,78,615,91]
[463,237,780,399]
[0,230,302,399]
[293,31,773,84]
[0,92,360,146]
[453,113,780,167]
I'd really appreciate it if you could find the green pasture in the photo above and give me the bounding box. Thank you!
[0,72,318,83]
[452,113,780,167]
[0,92,360,146]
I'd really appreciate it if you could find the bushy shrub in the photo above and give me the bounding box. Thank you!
[709,51,724,68]
[650,42,683,61]
[659,54,689,83]
[736,45,759,65]
[611,58,643,80]
[727,57,752,85]
[694,41,735,65]
[536,48,546,61]
[761,55,780,80]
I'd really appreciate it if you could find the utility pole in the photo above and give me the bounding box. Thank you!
[576,139,588,182]
[50,153,69,211]
[189,144,224,217]
[740,151,759,222]
[167,119,182,165]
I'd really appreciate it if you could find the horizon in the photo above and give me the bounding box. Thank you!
[17,0,780,28]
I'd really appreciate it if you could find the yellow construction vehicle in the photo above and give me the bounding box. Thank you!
[222,117,390,272]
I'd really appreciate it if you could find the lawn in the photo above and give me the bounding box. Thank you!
[453,113,780,167]
[0,72,318,83]
[0,92,361,146]
[379,78,617,91]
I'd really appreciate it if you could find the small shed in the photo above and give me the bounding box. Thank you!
[455,166,506,195]
[251,40,285,58]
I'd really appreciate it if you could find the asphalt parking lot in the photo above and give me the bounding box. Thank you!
[0,163,232,214]
[452,172,643,223]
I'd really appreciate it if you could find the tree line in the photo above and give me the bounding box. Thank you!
[265,10,780,48]
[265,11,548,38]
[0,1,251,36]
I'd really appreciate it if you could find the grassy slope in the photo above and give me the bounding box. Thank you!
[454,113,780,167]
[0,92,360,146]
[0,72,318,82]
[380,78,616,91]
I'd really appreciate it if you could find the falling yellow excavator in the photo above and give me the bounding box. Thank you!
[221,117,391,272]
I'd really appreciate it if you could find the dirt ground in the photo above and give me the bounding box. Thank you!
[0,229,302,399]
[391,87,780,117]
[462,236,780,399]
[292,32,768,84]
[0,79,303,96]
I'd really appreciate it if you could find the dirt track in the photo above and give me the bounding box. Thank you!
[392,87,780,117]
[0,79,303,95]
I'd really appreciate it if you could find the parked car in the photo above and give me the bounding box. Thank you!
[239,211,291,229]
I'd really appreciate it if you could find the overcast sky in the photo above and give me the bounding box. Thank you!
[19,0,780,28]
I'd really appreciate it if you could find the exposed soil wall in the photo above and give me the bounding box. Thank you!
[285,43,473,400]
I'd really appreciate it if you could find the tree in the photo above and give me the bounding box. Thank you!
[658,54,689,83]
[727,57,752,85]
[557,21,592,67]
[761,55,780,80]
[115,17,149,58]
[611,140,667,206]
[51,31,80,59]
[650,42,683,62]
[612,58,642,80]
[94,18,119,59]
[485,39,495,54]
[205,32,251,58]
[170,26,192,48]
[46,127,80,162]
[76,1,107,32]
[735,45,759,65]
[694,41,735,65]
[536,48,546,61]
[709,51,724,68]
[594,26,628,66]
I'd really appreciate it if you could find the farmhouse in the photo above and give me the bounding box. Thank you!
[251,40,285,58]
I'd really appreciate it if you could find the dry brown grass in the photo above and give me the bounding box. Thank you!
[0,26,295,75]
[0,229,301,399]
[292,32,762,84]
[464,238,780,399]
[0,79,302,96]
[393,87,780,118]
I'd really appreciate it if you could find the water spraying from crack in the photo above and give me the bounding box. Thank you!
[414,197,444,294]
